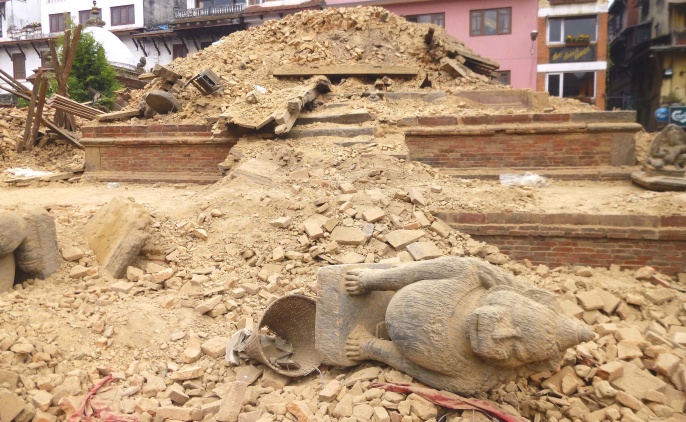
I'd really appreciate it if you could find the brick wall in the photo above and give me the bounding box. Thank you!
[405,118,639,169]
[81,124,238,183]
[439,212,686,275]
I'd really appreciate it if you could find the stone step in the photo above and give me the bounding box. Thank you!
[286,125,375,139]
[440,166,639,181]
[82,171,221,185]
[296,108,374,126]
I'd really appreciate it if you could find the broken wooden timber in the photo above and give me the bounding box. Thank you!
[19,73,42,152]
[152,64,182,82]
[47,94,104,120]
[440,58,469,78]
[138,72,157,81]
[29,76,49,149]
[41,119,83,150]
[274,76,332,135]
[272,65,419,78]
[96,109,144,122]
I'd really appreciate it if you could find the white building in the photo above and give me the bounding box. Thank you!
[0,0,43,93]
[0,0,324,102]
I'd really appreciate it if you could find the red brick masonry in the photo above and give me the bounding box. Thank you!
[438,212,686,275]
[405,119,641,169]
[81,124,238,183]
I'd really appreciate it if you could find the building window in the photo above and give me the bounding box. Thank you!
[470,8,511,36]
[640,0,650,21]
[111,5,135,26]
[495,71,511,86]
[548,16,597,43]
[79,8,102,24]
[13,54,26,80]
[546,72,595,101]
[49,13,66,33]
[173,44,188,59]
[196,0,236,7]
[405,13,445,27]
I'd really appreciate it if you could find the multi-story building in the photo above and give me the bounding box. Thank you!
[536,0,609,110]
[0,0,189,96]
[0,0,43,93]
[325,0,540,90]
[608,0,686,129]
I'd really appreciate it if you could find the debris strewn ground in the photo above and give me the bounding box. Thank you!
[0,5,685,422]
[1,132,685,422]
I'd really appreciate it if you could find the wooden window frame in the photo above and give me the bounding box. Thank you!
[405,13,445,28]
[496,70,511,86]
[13,53,26,80]
[49,13,65,33]
[173,44,188,59]
[470,8,512,36]
[111,5,135,26]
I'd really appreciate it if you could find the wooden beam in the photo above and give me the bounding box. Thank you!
[272,65,419,78]
[48,39,63,84]
[0,68,29,94]
[41,118,83,149]
[96,109,143,122]
[30,76,49,148]
[19,74,41,152]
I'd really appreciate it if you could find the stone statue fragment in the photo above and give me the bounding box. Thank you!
[316,257,595,394]
[646,124,686,170]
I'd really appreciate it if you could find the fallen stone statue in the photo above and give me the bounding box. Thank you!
[0,208,61,293]
[315,257,595,395]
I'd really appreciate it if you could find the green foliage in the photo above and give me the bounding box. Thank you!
[662,91,684,105]
[66,32,120,108]
[54,22,120,110]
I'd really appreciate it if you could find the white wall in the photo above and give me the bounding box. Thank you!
[41,0,144,33]
[1,0,42,40]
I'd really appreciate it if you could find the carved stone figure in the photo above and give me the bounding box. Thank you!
[0,208,61,293]
[646,124,686,170]
[315,257,594,395]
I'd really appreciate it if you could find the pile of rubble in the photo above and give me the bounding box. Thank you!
[107,6,595,127]
[1,133,685,422]
[0,108,30,160]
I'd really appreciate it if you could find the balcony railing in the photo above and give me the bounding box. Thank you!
[174,4,245,19]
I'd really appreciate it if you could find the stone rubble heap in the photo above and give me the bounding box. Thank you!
[0,108,30,160]
[1,140,685,422]
[119,6,554,126]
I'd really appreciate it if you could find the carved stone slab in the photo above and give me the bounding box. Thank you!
[315,263,394,367]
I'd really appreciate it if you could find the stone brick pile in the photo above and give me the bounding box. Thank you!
[1,138,685,422]
[117,6,585,126]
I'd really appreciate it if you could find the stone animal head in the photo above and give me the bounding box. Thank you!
[466,287,594,370]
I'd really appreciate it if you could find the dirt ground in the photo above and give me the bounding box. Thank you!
[2,128,686,422]
[0,5,684,420]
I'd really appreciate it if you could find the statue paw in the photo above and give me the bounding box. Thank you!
[344,268,369,296]
[345,329,369,361]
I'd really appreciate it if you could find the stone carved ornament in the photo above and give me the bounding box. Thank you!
[316,257,595,395]
[646,124,686,171]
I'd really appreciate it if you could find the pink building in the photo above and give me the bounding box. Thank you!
[325,0,539,89]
